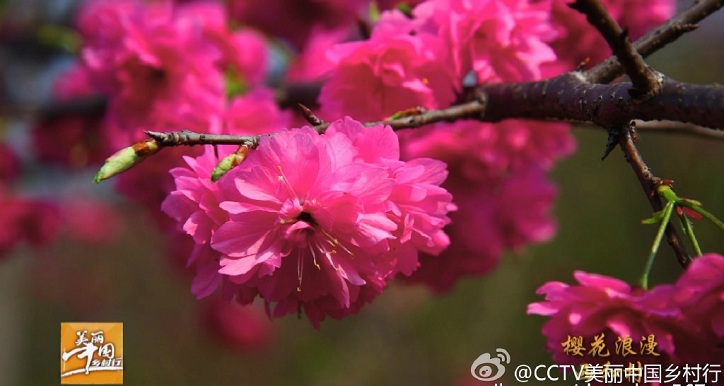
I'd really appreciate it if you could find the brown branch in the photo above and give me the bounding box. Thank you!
[477,75,724,130]
[570,0,661,97]
[149,74,724,148]
[586,0,724,84]
[146,99,486,148]
[631,120,724,140]
[618,123,691,267]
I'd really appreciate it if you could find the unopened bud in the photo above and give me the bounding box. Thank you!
[211,145,250,182]
[93,139,160,183]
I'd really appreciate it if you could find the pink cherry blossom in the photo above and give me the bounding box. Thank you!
[416,0,558,83]
[403,167,557,292]
[60,196,125,243]
[670,253,724,361]
[162,146,231,298]
[200,298,274,351]
[32,64,109,168]
[176,1,269,86]
[286,26,352,83]
[528,254,724,366]
[227,0,368,50]
[77,0,226,146]
[0,142,21,187]
[0,195,61,258]
[546,0,675,72]
[396,118,572,291]
[399,120,575,182]
[225,87,292,135]
[161,118,454,326]
[318,12,456,121]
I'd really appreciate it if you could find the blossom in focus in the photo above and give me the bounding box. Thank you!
[163,118,453,326]
[528,254,724,366]
[162,147,232,298]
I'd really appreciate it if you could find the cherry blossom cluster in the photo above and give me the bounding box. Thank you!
[528,254,724,366]
[23,0,679,333]
[163,118,454,327]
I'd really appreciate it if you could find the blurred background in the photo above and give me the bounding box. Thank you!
[0,0,722,385]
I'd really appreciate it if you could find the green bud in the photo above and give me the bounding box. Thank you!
[93,139,160,183]
[211,145,249,182]
[656,185,679,203]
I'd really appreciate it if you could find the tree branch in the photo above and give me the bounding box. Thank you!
[618,123,691,267]
[631,120,724,140]
[586,0,724,84]
[570,0,662,97]
[148,74,723,148]
[477,75,724,130]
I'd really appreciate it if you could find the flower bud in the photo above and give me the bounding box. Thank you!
[211,145,249,182]
[93,139,160,183]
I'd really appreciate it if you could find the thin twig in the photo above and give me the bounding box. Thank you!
[632,120,724,140]
[619,123,691,267]
[570,0,662,97]
[586,0,724,84]
[146,99,486,148]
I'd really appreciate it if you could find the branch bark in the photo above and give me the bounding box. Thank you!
[586,0,724,83]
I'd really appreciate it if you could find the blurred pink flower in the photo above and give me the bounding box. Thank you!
[671,253,724,361]
[162,118,452,326]
[225,87,292,135]
[319,16,456,121]
[528,254,724,366]
[0,142,21,187]
[77,0,226,146]
[200,298,274,351]
[403,167,557,292]
[399,120,575,182]
[0,196,61,257]
[176,1,269,85]
[60,196,125,243]
[376,0,426,10]
[397,118,572,291]
[416,0,558,83]
[546,0,675,72]
[286,26,352,83]
[32,64,109,168]
[227,0,367,50]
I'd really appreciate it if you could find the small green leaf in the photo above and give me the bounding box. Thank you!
[641,209,666,225]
